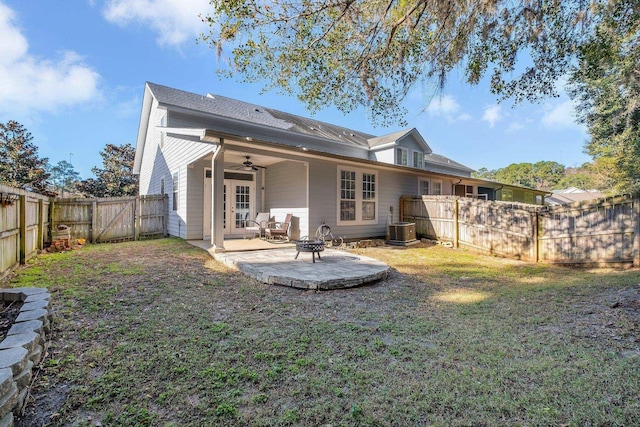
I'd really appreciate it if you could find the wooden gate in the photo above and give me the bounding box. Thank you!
[51,195,167,243]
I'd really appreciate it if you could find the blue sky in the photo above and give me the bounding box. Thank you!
[0,0,592,179]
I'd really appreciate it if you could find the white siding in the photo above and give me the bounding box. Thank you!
[370,147,395,164]
[265,160,308,239]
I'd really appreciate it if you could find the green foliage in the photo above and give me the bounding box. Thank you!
[569,1,640,195]
[76,143,138,197]
[202,1,604,125]
[0,120,51,194]
[473,161,567,191]
[49,160,80,196]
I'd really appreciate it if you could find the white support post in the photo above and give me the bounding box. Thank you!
[211,140,225,251]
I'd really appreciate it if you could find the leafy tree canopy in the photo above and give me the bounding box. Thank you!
[472,160,610,192]
[202,0,617,125]
[49,160,80,196]
[0,120,51,194]
[569,1,640,195]
[76,143,138,197]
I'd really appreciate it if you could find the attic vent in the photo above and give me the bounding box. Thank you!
[350,133,355,136]
[206,93,215,99]
[309,126,316,130]
[254,108,260,112]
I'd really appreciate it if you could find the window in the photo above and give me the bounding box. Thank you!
[502,189,513,201]
[432,180,442,195]
[524,192,534,204]
[340,170,356,221]
[419,179,430,196]
[172,172,179,211]
[159,113,166,149]
[413,151,424,168]
[362,173,376,220]
[396,147,408,166]
[338,168,377,224]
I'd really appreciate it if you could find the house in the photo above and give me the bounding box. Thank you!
[546,187,606,206]
[134,82,546,250]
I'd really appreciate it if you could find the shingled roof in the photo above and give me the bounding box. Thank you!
[147,82,374,148]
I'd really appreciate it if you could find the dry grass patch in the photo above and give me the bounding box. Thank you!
[4,238,640,426]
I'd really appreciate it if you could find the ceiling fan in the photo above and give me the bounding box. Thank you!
[233,156,265,172]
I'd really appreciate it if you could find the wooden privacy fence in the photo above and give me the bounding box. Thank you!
[0,185,51,276]
[1,186,168,278]
[51,195,168,243]
[400,195,640,266]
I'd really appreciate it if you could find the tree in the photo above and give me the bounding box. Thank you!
[474,161,563,191]
[569,2,640,195]
[49,160,80,196]
[556,161,611,192]
[202,1,609,125]
[76,143,138,197]
[0,120,50,194]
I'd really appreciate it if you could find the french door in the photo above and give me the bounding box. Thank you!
[225,179,254,235]
[203,169,255,238]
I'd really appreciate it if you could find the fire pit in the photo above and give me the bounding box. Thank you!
[295,239,325,263]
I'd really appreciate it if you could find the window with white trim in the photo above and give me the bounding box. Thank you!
[338,167,378,224]
[172,172,179,211]
[339,170,356,221]
[413,151,424,168]
[396,147,408,166]
[419,179,430,196]
[432,180,442,195]
[362,173,376,220]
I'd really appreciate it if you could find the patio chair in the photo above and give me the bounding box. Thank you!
[244,212,270,239]
[265,213,292,242]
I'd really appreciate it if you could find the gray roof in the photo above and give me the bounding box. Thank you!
[146,82,472,173]
[147,82,374,147]
[424,153,473,172]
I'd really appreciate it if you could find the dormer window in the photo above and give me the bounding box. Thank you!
[413,151,424,168]
[396,147,408,166]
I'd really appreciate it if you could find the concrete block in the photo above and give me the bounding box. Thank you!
[0,289,47,302]
[0,370,13,398]
[23,292,50,303]
[28,345,43,365]
[13,388,27,416]
[13,361,33,389]
[0,412,13,427]
[0,381,17,420]
[0,349,28,377]
[15,309,47,324]
[20,300,48,311]
[7,320,44,338]
[0,332,40,354]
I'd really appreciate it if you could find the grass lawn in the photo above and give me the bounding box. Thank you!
[4,238,640,426]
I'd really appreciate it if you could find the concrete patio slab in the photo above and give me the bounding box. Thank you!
[213,248,389,290]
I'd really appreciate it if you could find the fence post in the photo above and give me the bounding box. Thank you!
[19,195,26,264]
[91,200,98,243]
[134,196,141,241]
[163,195,169,237]
[533,211,539,263]
[634,198,640,267]
[37,199,44,251]
[454,198,459,248]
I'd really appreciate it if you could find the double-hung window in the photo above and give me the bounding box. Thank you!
[413,151,424,168]
[396,147,408,166]
[172,171,179,211]
[419,179,430,196]
[338,167,378,224]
